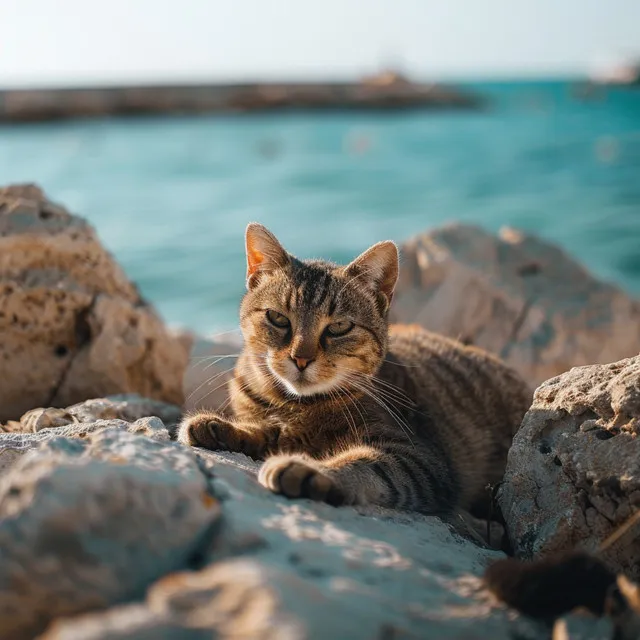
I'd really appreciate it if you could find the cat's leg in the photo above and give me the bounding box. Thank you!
[259,442,456,513]
[177,411,278,460]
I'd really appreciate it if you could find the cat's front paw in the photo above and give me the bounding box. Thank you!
[259,455,345,506]
[177,412,234,450]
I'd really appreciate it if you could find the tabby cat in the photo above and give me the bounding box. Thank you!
[179,223,532,516]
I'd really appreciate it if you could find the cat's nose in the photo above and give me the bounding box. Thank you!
[291,356,314,371]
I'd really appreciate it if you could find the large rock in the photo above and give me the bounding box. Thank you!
[0,413,550,639]
[0,427,221,640]
[499,355,640,578]
[0,394,181,476]
[391,224,640,386]
[0,184,190,421]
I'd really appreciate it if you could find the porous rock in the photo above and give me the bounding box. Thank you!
[499,355,640,577]
[19,394,183,433]
[0,427,220,640]
[0,184,190,421]
[0,412,550,639]
[32,443,545,639]
[391,224,640,386]
[0,393,181,476]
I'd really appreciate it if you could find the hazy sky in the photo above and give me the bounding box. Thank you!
[1,0,639,86]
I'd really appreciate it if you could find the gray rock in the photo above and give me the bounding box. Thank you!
[38,445,546,639]
[63,394,181,430]
[391,223,640,386]
[13,401,178,435]
[0,184,190,421]
[0,417,170,477]
[499,355,640,577]
[0,428,221,640]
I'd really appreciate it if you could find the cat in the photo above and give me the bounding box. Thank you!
[178,223,532,516]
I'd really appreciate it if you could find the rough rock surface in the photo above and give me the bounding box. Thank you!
[0,184,190,421]
[499,355,640,578]
[0,427,220,640]
[0,394,181,475]
[0,410,550,639]
[391,224,640,386]
[19,394,182,433]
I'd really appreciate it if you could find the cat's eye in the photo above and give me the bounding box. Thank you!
[266,309,290,328]
[326,320,354,337]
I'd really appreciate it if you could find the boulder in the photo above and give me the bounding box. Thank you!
[391,224,640,386]
[499,355,640,578]
[0,427,221,640]
[20,394,182,433]
[0,184,190,422]
[0,394,181,477]
[0,414,548,639]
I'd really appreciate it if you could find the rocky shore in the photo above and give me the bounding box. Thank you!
[1,185,639,639]
[0,72,483,123]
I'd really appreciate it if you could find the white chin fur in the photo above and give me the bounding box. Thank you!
[267,361,342,397]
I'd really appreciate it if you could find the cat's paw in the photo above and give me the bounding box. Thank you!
[177,413,233,450]
[259,455,345,506]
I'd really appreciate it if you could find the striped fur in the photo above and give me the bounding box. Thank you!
[179,224,532,515]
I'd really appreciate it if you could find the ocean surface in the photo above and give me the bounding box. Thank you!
[1,80,639,335]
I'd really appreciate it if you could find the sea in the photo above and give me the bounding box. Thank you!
[1,79,639,336]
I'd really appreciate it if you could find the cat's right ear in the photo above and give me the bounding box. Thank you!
[245,223,290,289]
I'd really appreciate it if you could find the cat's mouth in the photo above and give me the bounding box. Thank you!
[267,357,343,397]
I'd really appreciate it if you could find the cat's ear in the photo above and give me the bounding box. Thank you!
[344,241,399,308]
[245,223,290,289]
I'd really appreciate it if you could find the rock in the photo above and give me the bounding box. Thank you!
[0,428,221,640]
[0,393,181,476]
[0,416,170,478]
[65,394,181,429]
[0,415,550,639]
[36,444,545,639]
[499,355,640,578]
[391,224,640,386]
[0,184,190,422]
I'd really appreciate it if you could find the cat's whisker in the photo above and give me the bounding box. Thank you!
[360,376,416,407]
[345,377,416,446]
[341,386,369,437]
[186,367,236,404]
[339,366,417,409]
[199,354,244,372]
[190,353,243,362]
[186,353,268,404]
[380,357,422,369]
[203,328,243,341]
[332,388,360,443]
[198,366,265,413]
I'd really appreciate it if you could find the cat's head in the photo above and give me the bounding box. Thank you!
[239,223,398,398]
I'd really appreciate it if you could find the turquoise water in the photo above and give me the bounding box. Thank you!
[1,80,639,334]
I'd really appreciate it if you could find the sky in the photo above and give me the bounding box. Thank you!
[1,0,639,87]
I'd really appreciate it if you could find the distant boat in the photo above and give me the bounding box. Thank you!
[588,57,640,86]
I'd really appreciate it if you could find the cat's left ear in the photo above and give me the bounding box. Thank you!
[344,241,399,309]
[245,223,291,289]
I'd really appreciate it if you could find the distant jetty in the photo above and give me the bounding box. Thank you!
[0,72,484,123]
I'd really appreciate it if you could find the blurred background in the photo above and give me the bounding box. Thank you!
[1,0,639,335]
